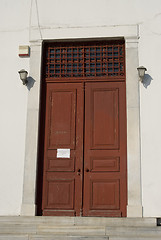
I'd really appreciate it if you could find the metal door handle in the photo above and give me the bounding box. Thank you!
[77,169,81,175]
[85,168,90,172]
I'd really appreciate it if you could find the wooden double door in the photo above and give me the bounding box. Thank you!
[41,81,127,217]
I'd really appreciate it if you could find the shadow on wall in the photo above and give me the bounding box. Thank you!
[142,74,153,88]
[27,77,36,91]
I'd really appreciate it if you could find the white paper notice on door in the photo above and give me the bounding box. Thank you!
[57,149,70,158]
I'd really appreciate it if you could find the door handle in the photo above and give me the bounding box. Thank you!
[85,168,90,172]
[77,169,81,175]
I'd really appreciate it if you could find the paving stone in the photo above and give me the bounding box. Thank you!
[0,235,28,240]
[74,217,156,227]
[0,216,75,225]
[0,224,36,234]
[30,236,109,240]
[110,238,161,240]
[37,225,105,236]
[105,226,161,237]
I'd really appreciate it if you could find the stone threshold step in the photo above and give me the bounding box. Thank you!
[0,217,156,227]
[0,225,161,237]
[30,237,109,240]
[0,236,109,240]
[0,236,28,240]
[0,235,161,240]
[110,238,161,240]
[106,226,161,237]
[0,225,105,235]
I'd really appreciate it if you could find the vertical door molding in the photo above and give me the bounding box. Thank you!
[125,37,143,217]
[21,40,42,215]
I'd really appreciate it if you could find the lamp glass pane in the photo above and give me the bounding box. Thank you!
[139,69,145,77]
[20,72,27,80]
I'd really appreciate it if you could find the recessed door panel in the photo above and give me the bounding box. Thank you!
[91,179,120,209]
[47,179,75,209]
[91,88,119,149]
[90,156,120,172]
[48,89,76,149]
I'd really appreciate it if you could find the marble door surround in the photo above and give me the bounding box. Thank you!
[21,24,142,217]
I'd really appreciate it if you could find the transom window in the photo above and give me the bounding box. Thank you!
[44,40,125,79]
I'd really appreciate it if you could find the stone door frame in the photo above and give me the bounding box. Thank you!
[21,24,142,217]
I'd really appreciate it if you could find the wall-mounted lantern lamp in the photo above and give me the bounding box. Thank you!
[137,66,147,82]
[18,69,28,85]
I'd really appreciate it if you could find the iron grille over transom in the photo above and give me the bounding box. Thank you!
[44,40,125,79]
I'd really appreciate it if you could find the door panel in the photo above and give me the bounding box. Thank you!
[83,82,127,217]
[91,88,119,149]
[42,83,84,216]
[90,178,120,209]
[48,89,76,149]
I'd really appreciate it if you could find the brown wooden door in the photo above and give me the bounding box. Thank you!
[41,81,127,217]
[83,82,127,217]
[42,82,84,216]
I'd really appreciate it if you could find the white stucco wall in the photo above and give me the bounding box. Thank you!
[0,1,30,215]
[139,18,161,217]
[0,0,161,217]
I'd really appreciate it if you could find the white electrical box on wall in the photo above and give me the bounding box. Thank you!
[19,46,30,57]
